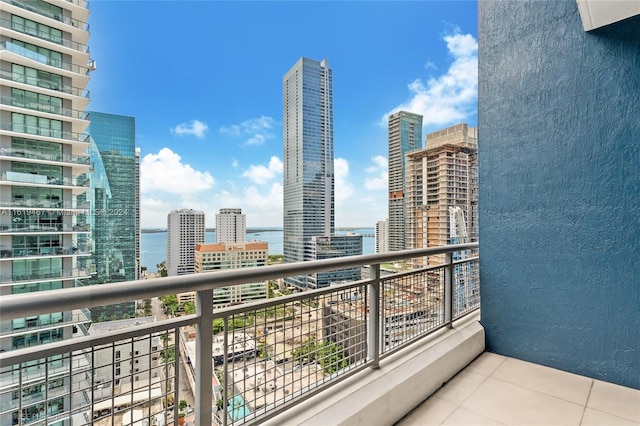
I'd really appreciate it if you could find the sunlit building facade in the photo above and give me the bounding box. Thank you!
[215,208,245,244]
[166,209,205,276]
[0,0,94,423]
[194,242,268,306]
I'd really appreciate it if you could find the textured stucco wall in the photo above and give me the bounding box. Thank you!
[479,0,639,389]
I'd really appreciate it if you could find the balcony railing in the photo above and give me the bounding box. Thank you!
[0,245,90,259]
[1,95,90,121]
[0,244,479,426]
[0,17,90,54]
[0,171,89,188]
[0,41,92,76]
[0,69,91,99]
[1,0,90,31]
[0,267,92,284]
[0,200,89,210]
[0,147,90,165]
[0,223,90,233]
[0,121,89,144]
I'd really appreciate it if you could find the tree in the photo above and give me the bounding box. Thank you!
[182,301,195,315]
[156,261,168,277]
[292,340,348,374]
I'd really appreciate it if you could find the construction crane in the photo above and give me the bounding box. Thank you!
[449,206,471,311]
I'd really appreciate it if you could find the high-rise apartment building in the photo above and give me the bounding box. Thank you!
[194,242,268,306]
[375,219,389,254]
[405,123,478,266]
[0,0,94,422]
[282,57,362,289]
[134,147,140,280]
[215,208,245,244]
[85,112,138,321]
[166,209,205,276]
[388,111,423,252]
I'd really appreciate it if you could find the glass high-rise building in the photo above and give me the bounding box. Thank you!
[85,112,138,321]
[0,0,94,422]
[388,111,423,252]
[283,57,361,289]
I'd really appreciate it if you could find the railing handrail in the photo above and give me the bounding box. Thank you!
[0,243,478,321]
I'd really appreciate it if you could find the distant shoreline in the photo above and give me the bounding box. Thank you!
[141,227,372,234]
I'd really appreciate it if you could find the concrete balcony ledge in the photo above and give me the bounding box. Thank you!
[266,312,484,426]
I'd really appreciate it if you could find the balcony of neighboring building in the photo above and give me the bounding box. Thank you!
[0,92,90,134]
[0,243,91,261]
[0,15,91,62]
[0,119,89,147]
[0,268,91,285]
[0,0,90,42]
[0,171,89,195]
[0,307,91,339]
[0,41,92,89]
[0,146,90,173]
[0,68,91,112]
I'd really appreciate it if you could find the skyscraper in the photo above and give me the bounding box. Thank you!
[375,219,389,254]
[166,209,205,276]
[215,208,246,244]
[86,112,138,321]
[388,111,423,252]
[283,57,361,289]
[0,0,94,420]
[405,123,478,266]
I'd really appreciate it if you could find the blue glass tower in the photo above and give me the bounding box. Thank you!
[85,112,138,320]
[283,57,362,289]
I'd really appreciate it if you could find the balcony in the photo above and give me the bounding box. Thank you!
[0,245,482,425]
[0,0,89,31]
[0,41,92,76]
[0,223,90,234]
[0,245,90,259]
[0,121,89,144]
[0,147,90,167]
[0,199,89,211]
[0,69,91,100]
[0,17,90,54]
[0,267,91,284]
[0,171,89,189]
[1,95,90,121]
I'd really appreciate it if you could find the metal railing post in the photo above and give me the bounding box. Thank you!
[196,289,213,425]
[367,263,381,369]
[444,252,453,328]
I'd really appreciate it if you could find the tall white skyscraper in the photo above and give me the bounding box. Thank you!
[0,0,94,420]
[166,209,205,276]
[215,208,246,244]
[282,57,361,289]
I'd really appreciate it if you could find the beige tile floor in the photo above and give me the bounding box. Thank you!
[396,353,640,426]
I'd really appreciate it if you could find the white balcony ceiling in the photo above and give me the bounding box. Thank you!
[577,0,640,30]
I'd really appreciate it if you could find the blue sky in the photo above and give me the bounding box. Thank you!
[87,1,478,228]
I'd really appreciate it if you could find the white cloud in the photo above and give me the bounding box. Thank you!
[170,119,208,138]
[140,147,215,194]
[334,158,354,202]
[383,28,477,127]
[242,156,283,184]
[364,155,389,190]
[220,116,278,146]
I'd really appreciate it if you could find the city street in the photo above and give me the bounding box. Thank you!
[151,297,195,409]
